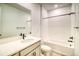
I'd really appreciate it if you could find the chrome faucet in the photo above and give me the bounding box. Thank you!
[19,33,26,39]
[22,34,26,39]
[68,40,73,42]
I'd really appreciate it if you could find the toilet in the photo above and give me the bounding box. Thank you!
[41,45,52,56]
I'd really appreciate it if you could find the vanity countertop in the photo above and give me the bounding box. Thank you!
[0,36,41,56]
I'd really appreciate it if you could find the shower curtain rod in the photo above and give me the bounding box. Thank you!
[42,12,75,19]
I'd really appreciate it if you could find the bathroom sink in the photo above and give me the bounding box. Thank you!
[20,38,34,43]
[20,36,38,43]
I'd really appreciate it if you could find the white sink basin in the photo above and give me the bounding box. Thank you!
[21,38,34,43]
[20,35,39,43]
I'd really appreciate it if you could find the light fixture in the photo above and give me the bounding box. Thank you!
[54,4,58,8]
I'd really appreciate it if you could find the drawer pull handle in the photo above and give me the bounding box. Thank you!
[32,52,36,56]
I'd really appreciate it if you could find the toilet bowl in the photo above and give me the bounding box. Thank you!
[41,45,52,56]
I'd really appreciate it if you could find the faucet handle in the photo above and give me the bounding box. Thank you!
[23,34,26,37]
[30,32,32,34]
[22,33,26,39]
[19,33,22,36]
[68,40,73,42]
[69,36,73,40]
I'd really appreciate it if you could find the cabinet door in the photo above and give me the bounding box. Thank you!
[20,42,40,56]
[27,46,41,56]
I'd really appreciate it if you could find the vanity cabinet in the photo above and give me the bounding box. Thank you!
[27,46,41,56]
[10,41,41,56]
[11,41,40,56]
[0,37,41,56]
[20,41,40,56]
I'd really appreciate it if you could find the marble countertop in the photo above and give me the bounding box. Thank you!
[0,36,41,56]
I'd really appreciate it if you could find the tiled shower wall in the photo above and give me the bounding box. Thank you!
[41,4,72,45]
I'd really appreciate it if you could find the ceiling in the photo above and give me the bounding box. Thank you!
[42,3,71,11]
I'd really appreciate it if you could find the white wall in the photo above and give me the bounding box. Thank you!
[18,3,41,38]
[41,5,72,45]
[48,6,71,17]
[48,15,71,44]
[31,4,41,38]
[72,4,79,56]
[42,6,48,18]
[41,6,49,42]
[18,3,32,10]
[41,5,74,56]
[0,6,2,38]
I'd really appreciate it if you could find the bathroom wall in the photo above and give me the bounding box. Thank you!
[48,6,71,17]
[41,5,72,45]
[41,5,75,56]
[48,6,71,44]
[73,4,79,56]
[0,6,2,38]
[31,4,41,38]
[41,6,49,42]
[18,3,32,10]
[18,3,41,38]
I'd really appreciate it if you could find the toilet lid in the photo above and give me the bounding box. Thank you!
[41,45,52,51]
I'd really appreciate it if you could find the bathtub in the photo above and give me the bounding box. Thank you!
[42,40,74,56]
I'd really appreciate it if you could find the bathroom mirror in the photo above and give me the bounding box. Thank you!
[0,3,31,39]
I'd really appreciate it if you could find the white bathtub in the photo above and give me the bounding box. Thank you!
[43,40,74,56]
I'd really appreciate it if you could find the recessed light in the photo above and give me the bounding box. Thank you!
[54,4,58,8]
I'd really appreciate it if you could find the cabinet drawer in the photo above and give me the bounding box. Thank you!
[11,53,19,56]
[20,41,40,56]
[27,46,41,56]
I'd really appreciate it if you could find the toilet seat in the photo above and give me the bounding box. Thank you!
[41,45,52,56]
